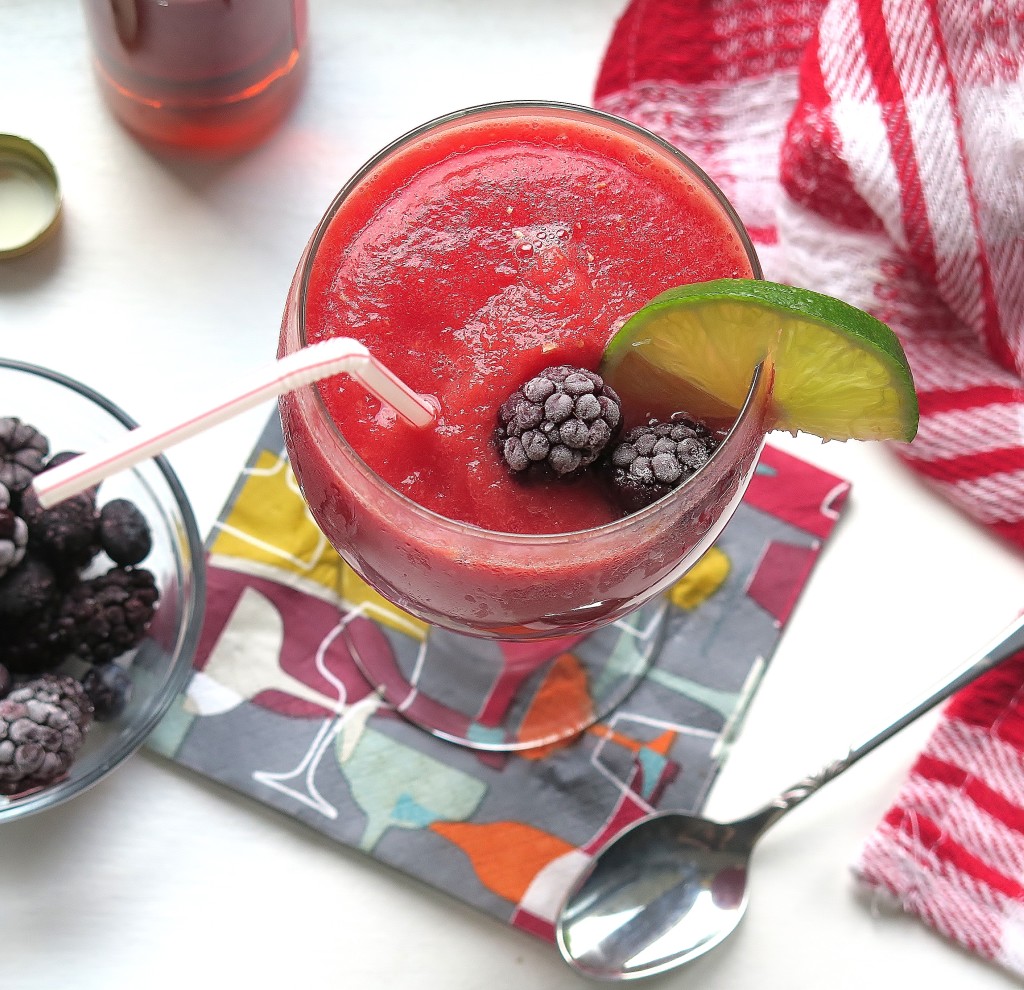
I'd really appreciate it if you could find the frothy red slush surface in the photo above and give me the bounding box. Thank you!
[304,113,754,535]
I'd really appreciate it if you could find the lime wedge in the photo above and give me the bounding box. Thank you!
[601,279,919,442]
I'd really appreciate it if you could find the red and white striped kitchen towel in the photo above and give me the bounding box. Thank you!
[595,0,1024,976]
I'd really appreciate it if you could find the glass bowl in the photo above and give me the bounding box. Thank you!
[0,358,205,821]
[276,101,768,750]
[279,101,766,640]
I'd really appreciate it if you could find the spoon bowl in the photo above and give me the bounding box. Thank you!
[556,612,1024,980]
[557,810,755,980]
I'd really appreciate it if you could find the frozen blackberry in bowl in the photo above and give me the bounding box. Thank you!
[0,359,205,821]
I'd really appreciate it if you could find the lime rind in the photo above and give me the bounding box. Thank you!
[602,279,919,443]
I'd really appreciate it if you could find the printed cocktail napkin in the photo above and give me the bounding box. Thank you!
[150,413,847,941]
[593,0,1024,975]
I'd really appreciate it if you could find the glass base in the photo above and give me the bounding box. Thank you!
[341,596,670,751]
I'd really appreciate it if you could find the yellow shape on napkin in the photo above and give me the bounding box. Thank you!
[208,448,427,639]
[209,450,340,585]
[669,546,731,610]
[337,566,428,641]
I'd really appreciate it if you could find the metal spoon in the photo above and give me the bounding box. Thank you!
[556,612,1024,981]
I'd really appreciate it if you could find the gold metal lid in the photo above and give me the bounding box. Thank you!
[0,135,62,258]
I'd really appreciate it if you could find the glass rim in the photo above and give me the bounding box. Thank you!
[292,99,766,545]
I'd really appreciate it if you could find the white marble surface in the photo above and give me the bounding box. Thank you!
[2,2,1024,988]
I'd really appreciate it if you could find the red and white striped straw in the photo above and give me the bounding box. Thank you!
[31,337,436,509]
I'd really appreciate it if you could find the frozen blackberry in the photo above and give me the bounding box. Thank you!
[0,674,92,795]
[0,418,49,494]
[20,486,99,572]
[0,482,28,579]
[0,554,58,622]
[496,365,622,476]
[54,567,159,665]
[0,663,10,699]
[0,604,65,676]
[99,498,152,566]
[81,663,133,721]
[607,416,721,512]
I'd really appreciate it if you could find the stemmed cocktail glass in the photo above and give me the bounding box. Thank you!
[278,102,771,751]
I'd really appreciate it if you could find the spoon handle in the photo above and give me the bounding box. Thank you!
[745,611,1024,838]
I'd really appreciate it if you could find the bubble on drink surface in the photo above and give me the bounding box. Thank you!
[512,223,573,261]
[373,404,398,428]
[419,393,443,417]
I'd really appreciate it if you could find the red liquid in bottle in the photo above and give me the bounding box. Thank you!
[81,0,308,155]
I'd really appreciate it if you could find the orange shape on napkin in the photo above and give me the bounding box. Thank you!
[517,652,593,759]
[431,820,576,905]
